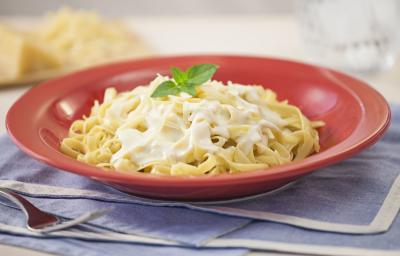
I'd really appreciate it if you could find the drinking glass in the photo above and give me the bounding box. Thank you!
[296,0,400,73]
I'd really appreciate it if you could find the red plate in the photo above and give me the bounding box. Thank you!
[6,55,391,201]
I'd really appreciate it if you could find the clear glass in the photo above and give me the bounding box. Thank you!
[296,0,400,74]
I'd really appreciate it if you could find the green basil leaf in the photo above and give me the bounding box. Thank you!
[180,84,197,96]
[151,63,219,98]
[171,67,187,85]
[187,64,218,85]
[151,81,180,97]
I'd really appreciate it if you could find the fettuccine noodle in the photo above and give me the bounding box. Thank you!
[61,75,323,176]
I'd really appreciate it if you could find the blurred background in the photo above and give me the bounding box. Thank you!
[1,0,399,72]
[0,0,399,108]
[0,0,294,16]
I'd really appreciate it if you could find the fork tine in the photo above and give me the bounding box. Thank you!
[0,188,60,229]
[0,187,110,233]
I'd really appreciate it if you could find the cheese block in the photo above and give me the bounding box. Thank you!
[0,8,152,86]
[0,25,61,79]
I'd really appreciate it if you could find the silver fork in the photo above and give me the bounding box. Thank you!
[0,187,109,233]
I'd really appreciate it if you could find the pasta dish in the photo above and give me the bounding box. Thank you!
[61,64,323,176]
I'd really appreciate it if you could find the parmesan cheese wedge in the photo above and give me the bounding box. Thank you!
[0,25,60,79]
[0,8,152,86]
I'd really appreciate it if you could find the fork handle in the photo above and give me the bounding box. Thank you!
[0,187,59,229]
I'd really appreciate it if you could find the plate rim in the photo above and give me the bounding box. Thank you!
[6,54,391,187]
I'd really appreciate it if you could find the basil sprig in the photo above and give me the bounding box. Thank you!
[151,63,218,98]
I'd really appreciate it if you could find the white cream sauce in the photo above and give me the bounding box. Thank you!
[102,76,287,169]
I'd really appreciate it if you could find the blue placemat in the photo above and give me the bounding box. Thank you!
[0,105,398,256]
[1,107,399,235]
[0,205,247,256]
[213,211,400,256]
